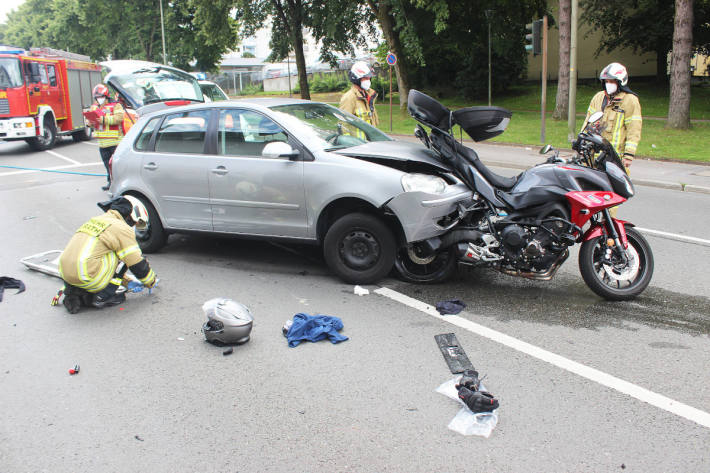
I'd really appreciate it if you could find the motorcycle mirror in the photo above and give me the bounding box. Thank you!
[539,144,553,154]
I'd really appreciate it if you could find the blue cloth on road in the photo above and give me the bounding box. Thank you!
[286,313,349,348]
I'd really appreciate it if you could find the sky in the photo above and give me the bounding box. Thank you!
[1,0,26,24]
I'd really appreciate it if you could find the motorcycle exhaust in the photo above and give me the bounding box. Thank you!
[495,249,569,281]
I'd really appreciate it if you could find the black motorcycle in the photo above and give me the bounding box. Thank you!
[395,90,653,301]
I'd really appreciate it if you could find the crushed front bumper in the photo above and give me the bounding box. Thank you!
[386,183,473,243]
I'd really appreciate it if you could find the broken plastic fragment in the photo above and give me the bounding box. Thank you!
[354,285,369,296]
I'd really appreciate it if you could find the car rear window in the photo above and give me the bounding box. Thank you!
[154,110,211,154]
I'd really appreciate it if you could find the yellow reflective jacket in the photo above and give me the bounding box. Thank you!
[339,86,379,127]
[581,91,642,159]
[90,101,125,148]
[58,210,155,292]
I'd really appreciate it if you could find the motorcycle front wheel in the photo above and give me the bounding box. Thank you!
[579,226,654,301]
[394,244,457,283]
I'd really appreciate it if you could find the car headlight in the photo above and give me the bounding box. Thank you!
[401,173,447,194]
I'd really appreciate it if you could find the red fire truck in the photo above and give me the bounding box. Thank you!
[0,47,102,151]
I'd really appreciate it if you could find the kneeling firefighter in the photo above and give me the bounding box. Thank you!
[54,196,158,313]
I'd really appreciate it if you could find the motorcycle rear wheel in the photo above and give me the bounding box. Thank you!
[579,226,654,301]
[394,244,457,283]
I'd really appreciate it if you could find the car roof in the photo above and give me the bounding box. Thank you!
[141,97,318,117]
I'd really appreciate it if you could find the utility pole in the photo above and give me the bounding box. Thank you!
[541,15,548,143]
[567,0,578,142]
[287,53,292,98]
[159,0,167,64]
[485,10,493,106]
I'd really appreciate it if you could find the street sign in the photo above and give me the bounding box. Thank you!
[386,53,397,66]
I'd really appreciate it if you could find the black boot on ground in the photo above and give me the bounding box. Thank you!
[91,292,126,308]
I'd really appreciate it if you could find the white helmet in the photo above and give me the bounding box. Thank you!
[124,195,149,230]
[349,61,373,86]
[599,62,628,86]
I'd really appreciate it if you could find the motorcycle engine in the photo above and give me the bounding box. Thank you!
[500,223,564,270]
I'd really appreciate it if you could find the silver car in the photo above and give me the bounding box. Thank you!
[109,98,473,284]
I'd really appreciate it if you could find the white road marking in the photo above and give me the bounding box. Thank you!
[636,227,710,247]
[0,162,103,177]
[44,149,80,165]
[79,141,99,146]
[374,286,710,429]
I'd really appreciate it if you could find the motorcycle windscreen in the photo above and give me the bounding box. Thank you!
[407,89,452,130]
[452,106,512,142]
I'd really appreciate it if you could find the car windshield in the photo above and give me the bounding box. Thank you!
[111,66,203,107]
[269,103,391,151]
[0,58,23,88]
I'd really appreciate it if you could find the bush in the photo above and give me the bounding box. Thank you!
[309,72,349,93]
[239,82,263,96]
[371,74,397,100]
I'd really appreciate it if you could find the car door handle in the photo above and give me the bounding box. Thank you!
[211,166,228,175]
[143,162,158,170]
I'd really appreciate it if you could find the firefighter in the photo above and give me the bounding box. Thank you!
[55,196,158,314]
[581,62,642,171]
[89,84,125,191]
[339,61,379,128]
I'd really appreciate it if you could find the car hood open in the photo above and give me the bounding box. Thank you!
[334,140,451,173]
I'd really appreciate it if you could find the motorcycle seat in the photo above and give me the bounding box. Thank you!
[452,141,519,191]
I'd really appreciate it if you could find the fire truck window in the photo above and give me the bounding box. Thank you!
[47,65,57,87]
[39,65,48,84]
[25,62,41,83]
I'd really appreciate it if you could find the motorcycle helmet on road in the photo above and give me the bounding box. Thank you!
[348,61,373,87]
[202,298,254,345]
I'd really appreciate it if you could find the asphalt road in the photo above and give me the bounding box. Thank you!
[1,137,709,473]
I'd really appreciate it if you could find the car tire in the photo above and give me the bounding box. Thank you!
[323,212,395,284]
[27,115,57,151]
[131,195,167,253]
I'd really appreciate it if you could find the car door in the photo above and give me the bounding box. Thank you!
[207,108,307,237]
[140,109,213,230]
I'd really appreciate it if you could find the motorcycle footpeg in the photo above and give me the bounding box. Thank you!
[560,234,577,245]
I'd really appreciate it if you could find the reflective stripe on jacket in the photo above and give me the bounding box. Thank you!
[58,210,151,292]
[581,91,642,159]
[339,86,379,128]
[90,102,125,148]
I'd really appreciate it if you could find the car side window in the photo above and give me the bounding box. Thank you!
[47,65,57,87]
[154,110,210,154]
[135,117,161,151]
[218,109,288,157]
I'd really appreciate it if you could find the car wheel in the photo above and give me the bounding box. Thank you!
[27,116,57,151]
[131,195,167,253]
[323,212,395,284]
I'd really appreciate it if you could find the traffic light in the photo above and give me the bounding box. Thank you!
[525,19,542,56]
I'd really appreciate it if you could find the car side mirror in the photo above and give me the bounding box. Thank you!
[262,141,300,160]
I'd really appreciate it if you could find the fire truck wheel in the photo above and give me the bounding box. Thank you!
[72,126,93,142]
[27,116,57,151]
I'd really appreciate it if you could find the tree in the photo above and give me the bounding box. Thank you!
[552,0,570,120]
[668,0,694,129]
[236,0,369,100]
[3,0,237,70]
[581,0,710,83]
